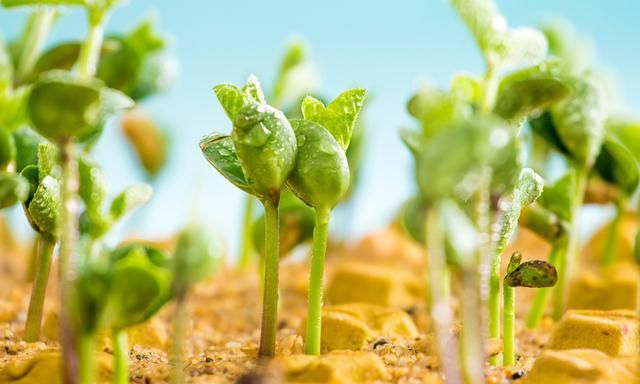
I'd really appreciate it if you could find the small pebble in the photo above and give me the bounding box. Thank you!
[511,370,525,380]
[373,337,389,349]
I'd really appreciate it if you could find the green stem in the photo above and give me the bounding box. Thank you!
[112,330,128,384]
[304,206,331,355]
[59,139,80,384]
[258,199,280,357]
[526,240,565,328]
[78,333,96,384]
[171,294,188,384]
[601,199,625,267]
[502,282,515,366]
[14,8,56,85]
[480,64,498,114]
[238,195,255,268]
[425,206,461,384]
[24,235,55,342]
[76,9,107,79]
[553,166,587,320]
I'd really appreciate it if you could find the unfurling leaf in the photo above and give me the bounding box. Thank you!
[199,133,252,194]
[506,251,522,275]
[301,88,366,150]
[109,184,152,221]
[213,84,247,120]
[242,75,266,104]
[505,259,557,288]
[27,175,60,236]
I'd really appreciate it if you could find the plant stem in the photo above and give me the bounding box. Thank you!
[24,235,55,342]
[171,294,188,384]
[59,139,80,384]
[480,64,498,114]
[304,206,331,355]
[487,247,502,365]
[526,240,565,328]
[78,333,96,384]
[502,282,515,366]
[76,9,107,79]
[459,270,484,384]
[112,330,128,384]
[238,195,255,268]
[425,206,461,384]
[14,8,56,85]
[553,166,587,320]
[601,199,625,267]
[258,199,280,357]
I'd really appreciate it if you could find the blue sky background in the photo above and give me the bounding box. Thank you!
[2,1,638,257]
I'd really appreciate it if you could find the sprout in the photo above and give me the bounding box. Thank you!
[200,75,297,357]
[288,88,366,355]
[503,252,557,366]
[170,222,223,384]
[70,244,172,384]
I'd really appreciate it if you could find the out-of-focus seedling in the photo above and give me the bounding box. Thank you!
[170,222,223,384]
[288,88,366,355]
[70,244,172,384]
[488,168,543,364]
[503,253,557,366]
[199,75,297,357]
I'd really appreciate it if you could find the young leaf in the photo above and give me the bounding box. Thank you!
[494,61,571,120]
[27,175,60,236]
[213,84,248,120]
[0,172,30,209]
[550,77,607,167]
[301,88,366,150]
[593,134,640,196]
[125,17,166,56]
[505,260,558,288]
[529,111,571,157]
[537,171,575,221]
[109,184,152,221]
[13,129,41,173]
[271,41,307,105]
[519,203,567,242]
[242,74,266,104]
[607,119,640,162]
[407,85,471,138]
[0,130,15,170]
[199,133,252,194]
[286,119,350,209]
[172,222,224,296]
[506,251,522,275]
[98,87,135,124]
[36,142,59,183]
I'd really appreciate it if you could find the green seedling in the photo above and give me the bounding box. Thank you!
[288,88,366,355]
[70,243,172,384]
[170,222,223,384]
[503,253,557,366]
[488,168,543,365]
[591,132,640,267]
[199,75,297,357]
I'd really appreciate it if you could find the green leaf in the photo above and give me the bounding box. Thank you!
[13,129,41,173]
[519,203,568,242]
[505,252,522,275]
[104,244,172,330]
[542,20,593,75]
[213,84,248,120]
[0,85,30,132]
[27,175,60,236]
[19,164,38,206]
[550,77,607,167]
[0,172,29,209]
[69,263,110,334]
[286,119,350,209]
[407,85,471,138]
[538,171,575,221]
[127,52,177,101]
[607,119,640,162]
[0,130,15,170]
[27,70,103,141]
[593,134,640,196]
[125,17,166,56]
[301,88,366,150]
[505,259,557,288]
[242,74,266,104]
[396,196,426,244]
[172,222,224,295]
[529,111,571,157]
[272,41,307,106]
[494,61,571,120]
[199,133,252,194]
[109,183,152,221]
[31,42,81,82]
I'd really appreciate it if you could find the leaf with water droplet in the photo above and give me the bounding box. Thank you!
[27,175,60,237]
[494,60,571,120]
[213,84,248,120]
[199,133,252,194]
[301,88,366,150]
[242,74,266,104]
[505,259,557,288]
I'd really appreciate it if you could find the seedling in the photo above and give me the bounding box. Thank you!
[199,75,297,357]
[488,168,543,364]
[503,252,557,366]
[70,243,172,384]
[288,88,366,355]
[170,222,223,384]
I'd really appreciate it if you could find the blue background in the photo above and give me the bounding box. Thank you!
[2,1,638,258]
